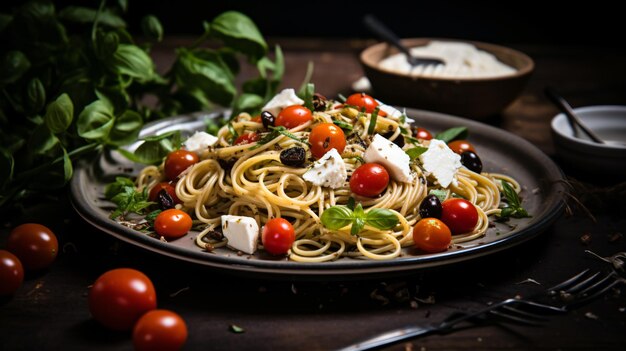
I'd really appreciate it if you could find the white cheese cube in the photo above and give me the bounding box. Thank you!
[262,88,305,117]
[183,131,218,152]
[364,134,414,183]
[303,148,347,189]
[418,139,462,188]
[221,215,259,254]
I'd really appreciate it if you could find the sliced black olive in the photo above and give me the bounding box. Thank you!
[157,189,175,210]
[280,147,306,167]
[218,158,237,172]
[382,131,405,148]
[261,111,275,129]
[461,151,483,174]
[419,194,442,219]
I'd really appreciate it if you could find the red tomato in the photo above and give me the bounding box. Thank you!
[0,250,24,296]
[251,115,262,123]
[412,218,452,253]
[415,127,433,140]
[234,132,260,145]
[441,198,479,234]
[149,182,180,204]
[308,123,346,159]
[447,140,476,155]
[275,105,312,129]
[262,218,295,255]
[89,268,157,331]
[350,163,390,197]
[164,150,199,180]
[345,93,385,115]
[154,209,193,239]
[7,223,58,270]
[133,310,188,351]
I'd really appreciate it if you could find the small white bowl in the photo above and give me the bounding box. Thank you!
[551,105,626,176]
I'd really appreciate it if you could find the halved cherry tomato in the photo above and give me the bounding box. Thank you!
[350,163,389,197]
[309,123,346,159]
[441,198,479,234]
[0,250,24,296]
[275,105,312,129]
[89,268,157,331]
[262,218,295,255]
[133,310,188,351]
[413,218,451,253]
[149,182,180,204]
[164,150,199,180]
[154,209,193,239]
[7,223,58,270]
[234,132,260,145]
[447,140,476,155]
[415,127,433,140]
[345,93,387,116]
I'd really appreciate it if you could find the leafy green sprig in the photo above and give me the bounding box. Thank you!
[104,176,153,219]
[498,181,530,219]
[321,200,399,236]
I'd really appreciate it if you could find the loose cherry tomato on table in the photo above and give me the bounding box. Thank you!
[88,268,157,331]
[412,218,452,253]
[164,150,199,180]
[350,163,390,197]
[441,198,479,234]
[308,123,346,159]
[154,209,193,239]
[415,127,433,140]
[262,218,295,255]
[0,250,24,296]
[7,223,58,270]
[345,93,386,115]
[149,182,180,204]
[234,132,260,145]
[133,309,188,351]
[447,140,476,155]
[275,105,312,129]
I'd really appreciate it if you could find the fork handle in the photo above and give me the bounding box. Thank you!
[363,14,412,58]
[336,325,435,351]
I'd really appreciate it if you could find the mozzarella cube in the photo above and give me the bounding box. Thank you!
[221,215,259,254]
[184,131,218,152]
[303,148,347,189]
[262,88,305,117]
[364,134,414,183]
[418,139,462,188]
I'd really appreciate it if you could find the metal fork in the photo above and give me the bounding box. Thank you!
[337,269,624,351]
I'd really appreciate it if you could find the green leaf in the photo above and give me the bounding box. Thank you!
[353,203,365,219]
[58,6,126,28]
[45,93,74,134]
[232,93,264,116]
[332,119,353,132]
[299,83,315,112]
[117,0,128,12]
[210,11,267,61]
[227,122,238,143]
[1,51,31,84]
[105,176,135,199]
[26,78,46,114]
[29,124,59,155]
[77,100,115,140]
[320,205,354,230]
[120,131,181,164]
[501,181,520,207]
[406,146,428,161]
[145,209,162,226]
[347,197,356,211]
[351,217,365,236]
[94,30,120,59]
[434,127,468,143]
[297,62,314,96]
[368,107,380,135]
[110,44,155,81]
[141,15,163,42]
[62,147,73,182]
[0,148,14,189]
[365,208,399,230]
[498,181,530,219]
[429,189,448,203]
[229,324,245,334]
[107,110,143,146]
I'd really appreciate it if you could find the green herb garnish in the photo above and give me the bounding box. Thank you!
[367,107,380,135]
[105,177,153,219]
[406,146,428,161]
[250,126,307,150]
[498,181,530,219]
[321,203,398,236]
[332,119,354,131]
[428,189,448,203]
[434,127,468,143]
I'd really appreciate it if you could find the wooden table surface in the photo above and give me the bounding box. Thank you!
[1,38,625,351]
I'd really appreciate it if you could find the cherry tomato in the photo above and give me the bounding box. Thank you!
[89,268,157,331]
[7,223,58,270]
[275,105,312,129]
[345,93,382,114]
[164,150,199,180]
[234,132,260,145]
[251,115,262,123]
[0,250,24,296]
[149,182,180,204]
[441,198,479,234]
[350,163,390,197]
[415,127,433,140]
[154,209,193,239]
[133,310,188,351]
[412,218,451,253]
[447,140,476,155]
[262,218,295,255]
[308,123,346,159]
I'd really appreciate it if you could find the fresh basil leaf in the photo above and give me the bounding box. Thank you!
[354,203,365,219]
[320,205,354,230]
[110,44,155,82]
[498,181,530,219]
[107,110,143,146]
[1,51,31,84]
[141,15,163,42]
[332,119,353,131]
[347,197,356,211]
[29,124,59,155]
[142,130,181,142]
[232,93,264,116]
[26,78,46,114]
[210,11,268,61]
[429,189,448,203]
[367,107,379,135]
[270,126,308,145]
[77,100,115,140]
[351,217,365,236]
[105,176,135,199]
[404,135,421,145]
[62,147,73,182]
[365,208,399,230]
[145,209,162,226]
[45,93,74,134]
[399,113,407,124]
[406,146,428,161]
[434,127,468,143]
[94,30,120,59]
[58,6,126,28]
[501,180,520,208]
[299,83,315,112]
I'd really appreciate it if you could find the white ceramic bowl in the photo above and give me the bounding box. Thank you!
[551,105,626,176]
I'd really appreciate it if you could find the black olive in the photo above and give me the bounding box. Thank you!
[218,158,236,172]
[381,131,405,148]
[419,194,442,219]
[157,189,175,210]
[461,151,483,173]
[280,147,306,167]
[261,111,275,129]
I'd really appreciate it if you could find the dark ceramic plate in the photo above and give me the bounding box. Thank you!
[70,108,565,278]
